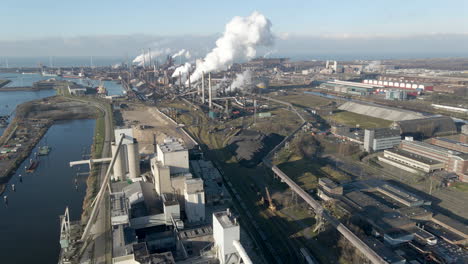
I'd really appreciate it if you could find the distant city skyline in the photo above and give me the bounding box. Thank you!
[1,0,467,58]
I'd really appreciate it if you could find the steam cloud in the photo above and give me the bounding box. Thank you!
[366,60,381,71]
[171,62,192,83]
[133,48,171,66]
[229,70,252,91]
[172,49,191,59]
[189,11,273,83]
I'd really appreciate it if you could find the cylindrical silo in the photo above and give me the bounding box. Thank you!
[127,139,140,179]
[111,142,126,180]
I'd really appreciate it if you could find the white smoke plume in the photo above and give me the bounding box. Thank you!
[172,49,186,59]
[188,11,273,83]
[229,70,252,91]
[366,60,381,71]
[172,49,192,61]
[263,49,277,58]
[133,48,171,66]
[171,62,192,83]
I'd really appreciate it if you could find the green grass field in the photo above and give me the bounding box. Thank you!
[451,182,468,193]
[273,93,332,108]
[329,110,392,129]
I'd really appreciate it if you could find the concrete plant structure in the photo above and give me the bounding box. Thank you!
[156,138,189,175]
[184,177,205,223]
[111,128,141,180]
[363,128,401,152]
[213,210,252,264]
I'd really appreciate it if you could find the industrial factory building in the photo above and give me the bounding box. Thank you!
[363,79,432,91]
[380,148,445,173]
[363,128,401,152]
[430,137,468,153]
[392,116,457,139]
[150,137,205,224]
[337,178,468,263]
[109,131,253,264]
[385,139,468,181]
[67,84,87,95]
[400,140,460,164]
[111,128,141,180]
[213,210,252,264]
[385,89,408,101]
[320,80,380,96]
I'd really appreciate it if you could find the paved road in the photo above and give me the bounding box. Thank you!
[69,98,113,264]
[91,101,113,264]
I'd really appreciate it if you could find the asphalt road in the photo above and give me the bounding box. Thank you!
[91,101,112,264]
[68,98,113,264]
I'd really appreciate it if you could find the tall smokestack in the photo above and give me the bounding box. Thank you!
[197,78,201,96]
[208,73,212,109]
[179,72,182,87]
[148,48,152,68]
[201,72,205,104]
[142,49,146,68]
[188,73,191,90]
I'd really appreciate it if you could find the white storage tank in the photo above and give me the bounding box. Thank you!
[111,142,126,180]
[127,139,140,179]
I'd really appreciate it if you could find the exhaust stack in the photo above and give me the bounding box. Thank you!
[201,72,205,104]
[208,73,212,109]
[179,72,182,87]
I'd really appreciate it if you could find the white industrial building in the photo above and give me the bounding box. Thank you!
[213,210,252,264]
[184,178,205,223]
[156,138,189,175]
[112,128,141,180]
[151,137,206,224]
[364,128,401,152]
[67,84,87,95]
[380,149,445,173]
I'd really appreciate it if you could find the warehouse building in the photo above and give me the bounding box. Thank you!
[320,80,379,96]
[363,128,401,152]
[385,89,408,101]
[380,149,445,173]
[430,137,468,153]
[400,140,460,164]
[343,191,416,245]
[399,140,468,182]
[445,154,468,182]
[392,116,457,139]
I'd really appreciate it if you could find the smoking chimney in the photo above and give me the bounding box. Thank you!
[208,72,212,109]
[188,73,191,90]
[148,48,152,68]
[201,72,205,104]
[179,72,182,87]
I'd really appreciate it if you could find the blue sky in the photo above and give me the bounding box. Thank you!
[1,0,467,58]
[2,0,467,39]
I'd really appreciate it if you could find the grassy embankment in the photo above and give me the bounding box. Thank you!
[81,101,112,222]
[451,182,468,193]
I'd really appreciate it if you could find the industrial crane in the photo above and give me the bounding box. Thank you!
[265,187,276,212]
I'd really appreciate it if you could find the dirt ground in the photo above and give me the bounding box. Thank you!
[121,104,197,154]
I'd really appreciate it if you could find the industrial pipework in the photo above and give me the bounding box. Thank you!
[233,240,253,264]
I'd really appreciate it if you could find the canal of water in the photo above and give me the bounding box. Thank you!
[0,72,121,263]
[0,119,95,264]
